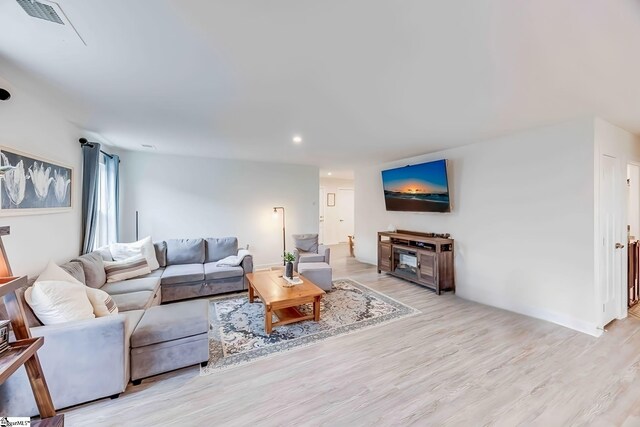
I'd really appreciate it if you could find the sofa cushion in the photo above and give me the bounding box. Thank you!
[161,264,205,285]
[205,237,238,263]
[139,268,164,279]
[166,239,205,265]
[101,277,161,296]
[111,291,156,312]
[154,241,167,268]
[299,253,325,264]
[293,234,319,253]
[204,263,244,280]
[122,309,145,341]
[130,300,209,348]
[73,252,106,289]
[59,261,86,285]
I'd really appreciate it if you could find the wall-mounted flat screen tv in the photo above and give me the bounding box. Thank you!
[381,159,450,212]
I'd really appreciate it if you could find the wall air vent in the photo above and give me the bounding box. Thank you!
[16,0,64,24]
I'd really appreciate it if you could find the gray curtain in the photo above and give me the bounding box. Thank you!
[81,142,101,254]
[103,152,120,245]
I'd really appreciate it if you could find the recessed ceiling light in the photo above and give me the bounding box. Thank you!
[327,172,332,176]
[292,135,302,144]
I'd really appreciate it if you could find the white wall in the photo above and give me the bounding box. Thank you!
[355,118,599,335]
[0,76,82,276]
[119,151,319,268]
[319,177,354,245]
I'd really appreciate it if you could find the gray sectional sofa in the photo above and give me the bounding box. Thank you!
[159,237,252,302]
[0,237,252,417]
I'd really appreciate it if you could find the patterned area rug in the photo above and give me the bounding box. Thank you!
[201,278,419,375]
[630,304,640,320]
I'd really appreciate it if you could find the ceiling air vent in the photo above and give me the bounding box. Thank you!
[141,144,156,150]
[16,0,64,24]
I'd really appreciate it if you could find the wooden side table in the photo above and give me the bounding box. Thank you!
[1,275,61,424]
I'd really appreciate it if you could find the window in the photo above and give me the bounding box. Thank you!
[92,154,118,250]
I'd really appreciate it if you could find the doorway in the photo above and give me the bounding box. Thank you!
[319,186,326,244]
[319,171,355,255]
[599,154,623,326]
[627,163,640,319]
[337,188,355,242]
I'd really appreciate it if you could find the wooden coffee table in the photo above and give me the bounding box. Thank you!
[246,271,326,335]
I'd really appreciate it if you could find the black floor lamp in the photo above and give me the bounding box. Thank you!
[272,206,286,265]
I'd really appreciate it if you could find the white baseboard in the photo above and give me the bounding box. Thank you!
[356,256,376,266]
[254,262,284,271]
[354,256,601,337]
[457,287,602,337]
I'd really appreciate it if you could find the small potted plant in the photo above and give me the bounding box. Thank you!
[283,251,295,279]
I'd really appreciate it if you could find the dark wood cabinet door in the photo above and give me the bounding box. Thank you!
[418,251,437,286]
[378,244,392,272]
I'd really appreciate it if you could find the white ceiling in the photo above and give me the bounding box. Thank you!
[319,169,354,180]
[1,0,640,168]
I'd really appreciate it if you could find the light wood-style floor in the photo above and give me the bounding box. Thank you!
[62,245,640,426]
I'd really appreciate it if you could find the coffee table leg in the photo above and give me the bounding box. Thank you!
[265,304,273,335]
[248,283,254,303]
[314,296,321,321]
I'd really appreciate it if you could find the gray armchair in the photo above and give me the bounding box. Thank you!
[292,233,330,271]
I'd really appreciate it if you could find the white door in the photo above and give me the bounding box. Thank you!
[319,187,326,244]
[600,154,624,326]
[337,188,355,243]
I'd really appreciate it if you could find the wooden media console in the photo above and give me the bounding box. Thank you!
[377,230,454,294]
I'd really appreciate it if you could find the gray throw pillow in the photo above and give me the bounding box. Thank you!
[59,261,86,285]
[73,252,106,288]
[154,241,167,267]
[293,234,319,253]
[205,237,238,263]
[166,239,205,265]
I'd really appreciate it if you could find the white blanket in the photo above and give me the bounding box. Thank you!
[216,249,251,267]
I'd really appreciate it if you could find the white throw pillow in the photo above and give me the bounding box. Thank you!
[109,236,159,271]
[85,287,118,317]
[25,280,95,325]
[104,255,151,283]
[216,249,251,267]
[37,260,83,285]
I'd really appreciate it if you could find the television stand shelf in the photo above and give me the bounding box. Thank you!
[377,230,455,294]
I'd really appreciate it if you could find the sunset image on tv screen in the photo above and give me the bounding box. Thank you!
[381,159,450,212]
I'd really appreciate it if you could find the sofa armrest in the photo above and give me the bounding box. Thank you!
[318,245,331,264]
[0,315,127,416]
[241,254,254,289]
[241,254,253,273]
[293,249,301,271]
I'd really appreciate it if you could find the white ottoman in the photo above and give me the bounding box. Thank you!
[298,262,333,291]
